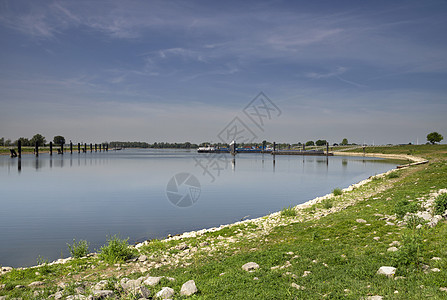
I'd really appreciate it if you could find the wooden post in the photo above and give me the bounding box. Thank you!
[35,141,39,157]
[95,144,97,152]
[90,143,93,152]
[326,143,329,156]
[106,144,108,151]
[273,142,276,153]
[18,158,21,172]
[70,142,73,154]
[18,140,22,158]
[60,143,64,155]
[50,142,53,155]
[303,144,305,151]
[78,143,81,153]
[363,146,366,156]
[84,143,87,153]
[99,144,102,152]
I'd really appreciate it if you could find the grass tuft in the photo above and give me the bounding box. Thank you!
[434,193,447,215]
[98,235,135,263]
[332,188,343,196]
[280,205,297,217]
[67,239,89,258]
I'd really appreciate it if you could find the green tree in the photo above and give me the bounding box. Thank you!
[305,141,315,146]
[53,135,66,145]
[4,139,12,146]
[30,134,46,147]
[426,132,443,144]
[15,137,30,146]
[341,138,348,145]
[0,137,4,146]
[315,139,327,146]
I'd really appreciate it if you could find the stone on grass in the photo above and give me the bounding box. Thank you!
[156,287,175,299]
[431,257,441,261]
[138,255,148,262]
[93,280,109,291]
[431,268,441,272]
[28,281,44,287]
[91,290,115,299]
[180,280,198,296]
[387,247,398,252]
[440,287,447,292]
[377,266,396,278]
[144,276,162,286]
[356,219,367,223]
[366,296,383,300]
[291,283,305,290]
[242,262,259,271]
[302,271,311,277]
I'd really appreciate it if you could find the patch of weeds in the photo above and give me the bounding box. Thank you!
[405,215,425,229]
[394,199,419,218]
[434,193,447,215]
[321,199,333,209]
[387,172,400,179]
[36,256,52,275]
[67,239,89,258]
[98,235,136,263]
[332,188,343,196]
[280,205,297,217]
[392,229,424,268]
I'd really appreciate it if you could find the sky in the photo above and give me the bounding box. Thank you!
[0,0,446,145]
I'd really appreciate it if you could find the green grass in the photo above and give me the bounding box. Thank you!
[280,205,297,217]
[1,145,447,299]
[332,188,343,196]
[434,193,447,215]
[98,235,136,263]
[67,239,89,259]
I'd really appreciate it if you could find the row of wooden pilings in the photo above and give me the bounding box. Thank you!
[10,141,109,158]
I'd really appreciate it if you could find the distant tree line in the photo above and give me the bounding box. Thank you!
[109,141,199,149]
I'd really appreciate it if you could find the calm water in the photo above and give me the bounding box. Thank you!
[0,149,399,267]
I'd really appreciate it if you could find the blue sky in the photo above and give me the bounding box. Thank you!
[0,0,446,144]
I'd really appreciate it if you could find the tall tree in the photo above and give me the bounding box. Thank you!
[341,138,349,145]
[0,137,4,146]
[315,139,327,146]
[305,141,315,146]
[30,134,46,146]
[427,132,443,144]
[53,135,66,145]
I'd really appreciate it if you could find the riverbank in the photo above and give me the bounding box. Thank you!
[1,145,446,299]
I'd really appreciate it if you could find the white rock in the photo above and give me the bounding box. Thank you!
[431,268,441,272]
[242,262,259,271]
[180,280,198,296]
[387,247,399,252]
[440,287,447,292]
[92,290,115,299]
[28,281,44,287]
[138,255,148,262]
[93,280,108,291]
[302,271,311,277]
[356,219,367,223]
[144,276,162,286]
[377,266,396,277]
[291,283,305,290]
[156,287,175,299]
[366,296,383,300]
[432,257,441,260]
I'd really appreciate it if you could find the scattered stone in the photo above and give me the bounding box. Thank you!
[54,291,63,300]
[137,286,152,298]
[75,286,85,294]
[385,222,395,226]
[28,281,44,287]
[91,290,115,299]
[432,257,441,261]
[373,237,380,241]
[138,255,148,262]
[144,276,162,286]
[242,262,259,271]
[302,271,311,277]
[291,283,305,290]
[176,243,189,251]
[0,284,5,290]
[377,266,396,278]
[219,272,225,276]
[14,285,25,289]
[387,247,399,252]
[93,280,109,291]
[389,241,400,246]
[180,280,198,296]
[156,287,175,299]
[431,268,441,272]
[66,296,87,300]
[366,296,383,300]
[356,219,367,223]
[253,277,259,280]
[440,287,447,292]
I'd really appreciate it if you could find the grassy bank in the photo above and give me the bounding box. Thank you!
[1,145,446,299]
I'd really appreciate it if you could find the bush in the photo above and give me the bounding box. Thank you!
[322,199,333,209]
[280,205,297,217]
[67,239,89,258]
[98,235,135,263]
[333,188,343,196]
[434,193,447,215]
[394,199,419,218]
[387,172,399,179]
[392,231,423,268]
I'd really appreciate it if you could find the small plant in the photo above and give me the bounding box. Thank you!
[67,239,89,258]
[333,188,343,196]
[322,199,333,209]
[406,215,425,229]
[394,199,419,218]
[392,230,424,268]
[387,172,400,179]
[434,193,447,215]
[280,205,297,217]
[98,235,135,263]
